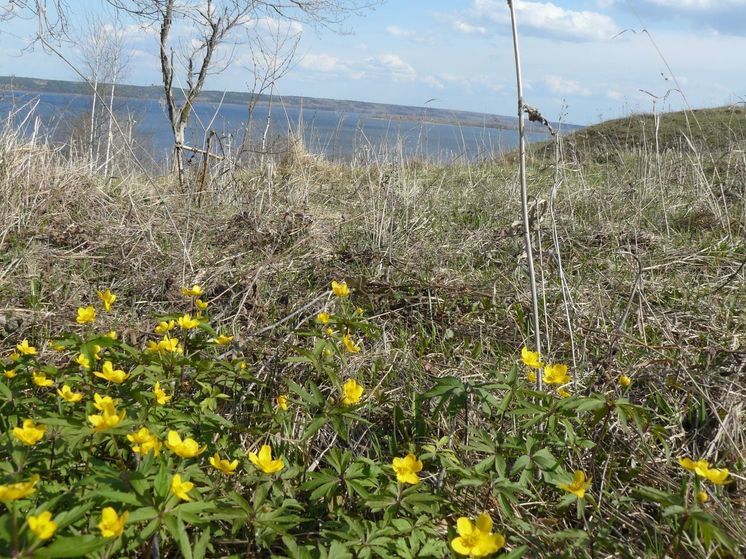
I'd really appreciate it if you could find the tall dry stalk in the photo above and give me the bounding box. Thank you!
[507,0,542,388]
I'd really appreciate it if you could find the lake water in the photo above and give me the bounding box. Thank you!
[1,90,551,164]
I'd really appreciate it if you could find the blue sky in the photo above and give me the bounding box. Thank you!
[1,0,745,124]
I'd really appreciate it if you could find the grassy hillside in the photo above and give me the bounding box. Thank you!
[0,106,743,558]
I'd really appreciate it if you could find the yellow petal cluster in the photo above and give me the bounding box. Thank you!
[195,298,208,310]
[210,334,234,345]
[148,335,182,354]
[76,306,96,324]
[93,361,129,384]
[392,453,423,485]
[331,280,350,297]
[340,378,364,405]
[177,314,200,329]
[317,312,331,324]
[153,382,171,405]
[678,457,730,484]
[181,284,204,297]
[342,333,361,353]
[75,354,91,370]
[32,371,54,387]
[171,474,195,501]
[543,363,571,385]
[559,470,592,499]
[619,375,632,387]
[520,346,543,369]
[97,289,116,312]
[154,320,176,335]
[127,427,162,456]
[88,395,126,432]
[16,339,37,355]
[28,511,58,540]
[451,513,506,557]
[276,394,289,411]
[13,419,46,445]
[166,430,206,458]
[249,444,284,474]
[210,453,239,475]
[98,507,127,538]
[0,474,40,501]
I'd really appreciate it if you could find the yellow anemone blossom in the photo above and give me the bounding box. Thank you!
[171,474,195,501]
[619,375,632,387]
[97,289,116,312]
[148,335,182,355]
[98,507,127,538]
[76,306,96,325]
[16,339,37,356]
[355,307,364,316]
[87,401,126,432]
[697,490,709,504]
[331,280,350,297]
[32,371,54,387]
[154,320,176,335]
[451,513,506,557]
[317,312,331,324]
[195,298,208,310]
[325,327,335,337]
[0,474,40,501]
[4,369,17,379]
[556,387,572,398]
[559,470,592,499]
[57,385,84,403]
[276,394,289,411]
[342,333,361,353]
[181,284,204,297]
[678,457,729,484]
[13,419,46,445]
[75,354,91,370]
[153,382,171,405]
[93,361,129,384]
[210,335,234,345]
[392,453,423,485]
[210,453,239,475]
[93,393,118,410]
[127,427,161,456]
[28,511,58,540]
[166,431,206,458]
[340,378,364,405]
[520,346,543,369]
[248,444,284,474]
[543,363,571,385]
[9,352,20,361]
[526,369,537,383]
[105,330,118,340]
[177,314,200,330]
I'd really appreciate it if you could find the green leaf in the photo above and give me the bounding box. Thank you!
[33,535,109,558]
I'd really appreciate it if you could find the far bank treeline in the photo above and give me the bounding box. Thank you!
[0,75,565,133]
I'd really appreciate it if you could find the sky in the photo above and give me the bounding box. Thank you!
[0,0,745,125]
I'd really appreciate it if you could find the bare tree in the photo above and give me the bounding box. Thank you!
[0,0,69,43]
[106,0,380,184]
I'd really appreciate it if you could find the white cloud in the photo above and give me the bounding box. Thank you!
[471,0,620,41]
[544,75,591,96]
[366,53,416,81]
[385,25,430,43]
[607,89,624,101]
[647,0,746,8]
[451,19,488,35]
[423,75,445,89]
[299,53,346,73]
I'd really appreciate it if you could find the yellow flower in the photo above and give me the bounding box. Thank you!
[392,453,423,485]
[75,354,91,370]
[92,344,102,360]
[355,307,364,316]
[4,369,17,379]
[697,490,709,504]
[153,382,171,405]
[166,431,206,458]
[248,444,284,474]
[28,511,58,540]
[210,334,234,345]
[32,371,54,387]
[52,343,66,351]
[341,378,364,405]
[619,375,632,387]
[703,468,730,484]
[177,314,200,330]
[0,474,40,501]
[13,419,46,445]
[93,361,129,384]
[678,457,730,484]
[171,474,195,501]
[543,363,571,385]
[149,335,182,354]
[57,385,84,403]
[154,320,176,335]
[195,298,208,310]
[451,513,506,557]
[520,346,543,369]
[342,334,361,353]
[97,289,116,312]
[93,393,118,411]
[9,352,20,361]
[76,306,96,325]
[317,312,331,324]
[556,387,572,398]
[127,427,161,456]
[325,327,335,337]
[105,330,118,340]
[16,339,37,356]
[98,507,127,538]
[181,285,204,297]
[276,394,289,411]
[87,400,126,432]
[527,369,537,383]
[210,453,239,475]
[559,470,591,499]
[331,280,350,297]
